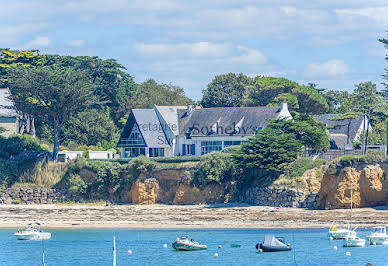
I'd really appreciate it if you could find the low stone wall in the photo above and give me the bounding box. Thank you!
[0,187,67,204]
[243,186,318,209]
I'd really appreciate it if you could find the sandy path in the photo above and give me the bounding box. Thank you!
[0,204,387,229]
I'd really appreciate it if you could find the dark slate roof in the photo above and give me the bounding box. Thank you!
[178,106,282,137]
[132,109,170,148]
[0,88,17,117]
[314,114,364,142]
[329,134,348,150]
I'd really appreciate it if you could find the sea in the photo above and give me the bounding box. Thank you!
[1,228,387,266]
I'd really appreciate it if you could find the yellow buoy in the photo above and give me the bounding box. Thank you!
[346,251,351,256]
[258,249,263,253]
[214,253,219,258]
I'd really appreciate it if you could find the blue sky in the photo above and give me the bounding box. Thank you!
[1,0,387,99]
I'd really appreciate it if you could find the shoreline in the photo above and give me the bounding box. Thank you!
[1,203,388,230]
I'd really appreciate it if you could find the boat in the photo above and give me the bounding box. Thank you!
[14,222,51,240]
[256,235,291,252]
[342,183,365,248]
[328,222,355,240]
[172,236,207,251]
[367,226,388,245]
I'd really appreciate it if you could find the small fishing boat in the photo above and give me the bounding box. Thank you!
[343,234,366,247]
[172,236,207,251]
[14,222,51,240]
[256,235,291,252]
[367,226,388,245]
[328,223,355,240]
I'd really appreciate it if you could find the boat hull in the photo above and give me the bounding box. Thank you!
[343,238,365,247]
[15,232,51,240]
[172,242,207,251]
[257,243,291,252]
[367,236,388,245]
[328,230,354,240]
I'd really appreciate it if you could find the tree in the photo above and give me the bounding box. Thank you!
[7,66,96,160]
[0,49,45,137]
[43,55,138,126]
[268,113,330,152]
[133,79,192,108]
[201,73,256,107]
[62,109,119,149]
[379,34,388,97]
[322,90,352,114]
[243,77,328,114]
[232,127,302,179]
[351,82,387,153]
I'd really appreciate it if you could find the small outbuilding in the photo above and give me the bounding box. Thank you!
[57,151,83,162]
[88,150,114,159]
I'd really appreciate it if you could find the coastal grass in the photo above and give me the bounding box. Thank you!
[19,162,66,187]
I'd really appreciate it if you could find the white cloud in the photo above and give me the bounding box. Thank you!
[68,39,85,47]
[303,59,350,78]
[134,42,232,58]
[228,46,267,64]
[65,0,177,12]
[335,7,388,26]
[24,36,51,49]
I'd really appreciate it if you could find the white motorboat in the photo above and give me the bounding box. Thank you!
[172,236,207,251]
[367,226,388,245]
[343,234,366,247]
[14,222,51,240]
[328,223,355,240]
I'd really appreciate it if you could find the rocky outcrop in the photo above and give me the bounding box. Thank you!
[243,186,317,209]
[130,178,160,204]
[0,187,67,204]
[316,163,388,209]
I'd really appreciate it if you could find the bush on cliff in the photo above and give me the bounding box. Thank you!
[191,152,238,188]
[284,157,326,179]
[0,134,42,158]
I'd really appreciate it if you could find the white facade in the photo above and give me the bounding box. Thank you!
[88,150,114,159]
[57,151,83,162]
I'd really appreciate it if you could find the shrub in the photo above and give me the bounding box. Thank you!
[19,162,66,187]
[191,152,238,188]
[12,199,21,204]
[0,134,41,158]
[284,157,326,179]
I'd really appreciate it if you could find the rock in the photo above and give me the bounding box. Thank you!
[130,178,160,204]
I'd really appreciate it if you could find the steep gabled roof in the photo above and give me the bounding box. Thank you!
[154,105,186,136]
[314,114,365,142]
[0,88,17,117]
[178,106,283,137]
[123,109,170,148]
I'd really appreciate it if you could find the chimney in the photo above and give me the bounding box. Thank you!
[278,102,292,120]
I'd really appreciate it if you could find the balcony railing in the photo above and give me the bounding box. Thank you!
[118,138,145,147]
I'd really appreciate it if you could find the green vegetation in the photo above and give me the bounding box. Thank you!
[283,158,326,179]
[191,152,238,188]
[0,135,41,158]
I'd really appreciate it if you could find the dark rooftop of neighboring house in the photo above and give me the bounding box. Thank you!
[314,114,365,142]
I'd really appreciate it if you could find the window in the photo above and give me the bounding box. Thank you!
[127,124,145,146]
[149,148,165,157]
[125,147,145,157]
[201,141,222,155]
[186,144,195,155]
[224,141,242,147]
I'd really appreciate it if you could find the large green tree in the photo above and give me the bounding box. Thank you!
[379,34,388,96]
[243,77,328,114]
[133,79,192,109]
[201,73,257,107]
[7,66,96,160]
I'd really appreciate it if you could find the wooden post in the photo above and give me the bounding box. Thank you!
[42,239,45,266]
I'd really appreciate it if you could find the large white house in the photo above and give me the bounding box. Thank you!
[118,103,292,158]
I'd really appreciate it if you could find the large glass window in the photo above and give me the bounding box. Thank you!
[224,141,242,147]
[201,141,222,155]
[126,124,145,146]
[125,147,145,157]
[149,148,165,157]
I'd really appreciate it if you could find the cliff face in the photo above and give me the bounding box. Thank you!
[316,163,388,209]
[128,167,235,204]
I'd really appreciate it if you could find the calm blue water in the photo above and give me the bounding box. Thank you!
[0,228,387,265]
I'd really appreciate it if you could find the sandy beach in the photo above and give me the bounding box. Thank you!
[0,203,387,229]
